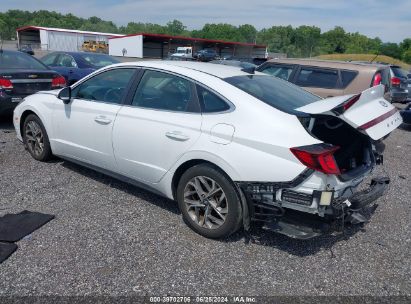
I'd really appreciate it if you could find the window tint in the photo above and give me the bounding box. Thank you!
[79,53,120,68]
[41,53,58,66]
[260,65,294,81]
[391,67,407,78]
[196,85,230,112]
[132,70,195,112]
[340,70,358,88]
[295,68,339,89]
[55,54,77,68]
[72,68,135,104]
[225,75,320,113]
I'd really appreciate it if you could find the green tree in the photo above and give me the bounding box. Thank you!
[257,25,294,55]
[294,25,321,57]
[321,26,347,53]
[379,42,402,59]
[165,19,186,36]
[238,24,257,43]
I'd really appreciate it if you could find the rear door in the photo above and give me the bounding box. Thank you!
[296,85,402,140]
[292,66,342,98]
[112,69,202,183]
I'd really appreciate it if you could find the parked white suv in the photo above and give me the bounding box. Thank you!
[13,61,402,239]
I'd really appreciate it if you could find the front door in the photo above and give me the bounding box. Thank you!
[113,69,202,183]
[51,68,137,171]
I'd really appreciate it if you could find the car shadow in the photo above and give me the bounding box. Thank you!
[60,159,376,257]
[0,116,15,131]
[224,204,378,257]
[60,160,180,215]
[399,123,411,131]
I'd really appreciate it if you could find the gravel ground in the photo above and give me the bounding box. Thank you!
[0,114,410,298]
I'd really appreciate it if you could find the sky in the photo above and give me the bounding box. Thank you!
[1,0,410,42]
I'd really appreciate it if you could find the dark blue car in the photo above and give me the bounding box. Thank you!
[40,52,120,85]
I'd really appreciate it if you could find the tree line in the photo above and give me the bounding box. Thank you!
[1,9,410,63]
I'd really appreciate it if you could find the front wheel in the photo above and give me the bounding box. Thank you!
[177,164,242,239]
[23,114,52,161]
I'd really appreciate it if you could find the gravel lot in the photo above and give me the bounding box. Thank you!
[0,114,410,297]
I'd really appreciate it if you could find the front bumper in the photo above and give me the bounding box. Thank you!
[238,176,390,239]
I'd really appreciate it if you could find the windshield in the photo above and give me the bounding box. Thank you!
[0,51,48,70]
[79,53,120,68]
[225,75,321,112]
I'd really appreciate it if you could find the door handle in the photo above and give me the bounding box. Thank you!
[94,116,112,125]
[165,131,190,141]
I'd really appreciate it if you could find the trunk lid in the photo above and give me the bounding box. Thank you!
[296,85,402,140]
[0,70,57,96]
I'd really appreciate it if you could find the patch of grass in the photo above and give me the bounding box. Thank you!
[315,54,410,70]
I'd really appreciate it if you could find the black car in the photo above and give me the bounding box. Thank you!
[0,50,66,116]
[194,49,218,62]
[400,103,411,124]
[407,72,411,101]
[389,65,409,103]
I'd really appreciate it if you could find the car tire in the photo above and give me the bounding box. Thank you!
[177,164,242,239]
[23,114,52,161]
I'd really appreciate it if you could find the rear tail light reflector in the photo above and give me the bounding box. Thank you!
[290,144,341,175]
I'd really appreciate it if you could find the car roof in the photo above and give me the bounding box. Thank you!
[114,60,263,78]
[266,58,387,71]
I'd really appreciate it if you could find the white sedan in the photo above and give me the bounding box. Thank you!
[13,61,402,239]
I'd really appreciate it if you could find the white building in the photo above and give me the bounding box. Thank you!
[16,26,124,52]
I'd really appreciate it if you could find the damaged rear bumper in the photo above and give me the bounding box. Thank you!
[238,176,390,240]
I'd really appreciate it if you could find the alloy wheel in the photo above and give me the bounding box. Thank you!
[25,120,44,157]
[183,176,228,229]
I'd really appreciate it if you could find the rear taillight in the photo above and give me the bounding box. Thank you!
[332,93,361,114]
[391,77,401,86]
[52,76,66,88]
[0,78,13,89]
[290,144,341,175]
[343,93,361,111]
[372,73,382,86]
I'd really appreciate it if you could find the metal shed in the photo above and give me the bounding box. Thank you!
[16,26,124,52]
[109,33,267,60]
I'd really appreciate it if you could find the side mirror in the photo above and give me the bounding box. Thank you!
[58,86,71,104]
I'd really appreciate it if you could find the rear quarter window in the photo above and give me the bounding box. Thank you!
[295,67,339,89]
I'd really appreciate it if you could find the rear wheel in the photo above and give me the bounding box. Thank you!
[23,114,52,161]
[177,164,242,238]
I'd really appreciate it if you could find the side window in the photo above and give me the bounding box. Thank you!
[132,70,196,112]
[340,70,358,88]
[196,85,230,113]
[55,54,77,68]
[42,53,58,66]
[260,65,294,81]
[72,68,135,104]
[295,68,339,89]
